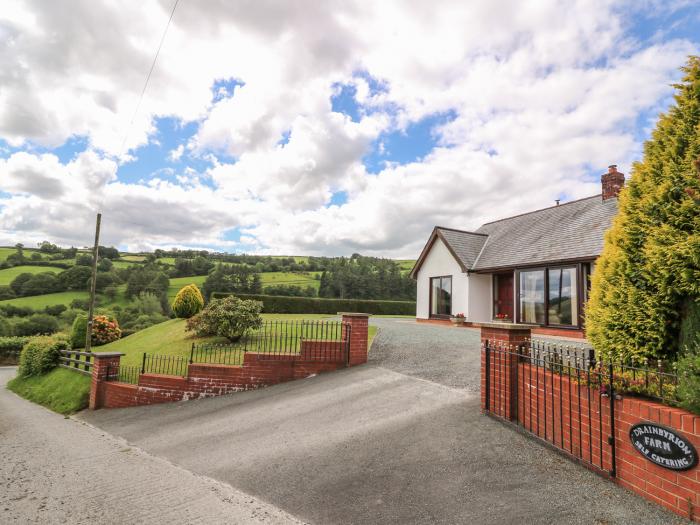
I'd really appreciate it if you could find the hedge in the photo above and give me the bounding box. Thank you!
[17,335,69,377]
[210,293,415,315]
[0,336,30,365]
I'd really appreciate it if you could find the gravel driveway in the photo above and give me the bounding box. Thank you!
[79,319,683,525]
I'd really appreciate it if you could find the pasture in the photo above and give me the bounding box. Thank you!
[0,290,89,309]
[0,266,57,286]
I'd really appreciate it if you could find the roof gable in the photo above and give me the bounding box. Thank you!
[409,227,487,278]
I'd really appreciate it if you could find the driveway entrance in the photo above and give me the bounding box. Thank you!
[80,319,681,524]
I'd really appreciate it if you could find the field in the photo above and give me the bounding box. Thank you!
[0,265,57,285]
[396,260,415,273]
[167,275,207,300]
[260,271,320,289]
[0,247,17,261]
[0,291,89,309]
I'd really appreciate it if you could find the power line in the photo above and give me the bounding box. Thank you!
[118,0,180,158]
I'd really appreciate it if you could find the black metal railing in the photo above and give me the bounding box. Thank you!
[483,339,681,478]
[105,364,141,385]
[58,349,92,376]
[109,320,351,381]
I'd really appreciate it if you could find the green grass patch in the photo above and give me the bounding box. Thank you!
[120,254,147,262]
[98,314,376,368]
[0,290,89,309]
[0,265,57,285]
[7,367,91,414]
[168,275,207,300]
[260,271,320,290]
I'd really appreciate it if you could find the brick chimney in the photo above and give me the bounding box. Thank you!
[601,164,624,201]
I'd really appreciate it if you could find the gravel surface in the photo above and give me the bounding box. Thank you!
[368,319,482,392]
[0,367,302,525]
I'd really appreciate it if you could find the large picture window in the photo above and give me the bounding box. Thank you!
[430,276,452,317]
[548,267,578,325]
[518,270,545,324]
[517,265,581,327]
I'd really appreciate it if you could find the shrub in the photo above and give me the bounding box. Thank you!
[0,304,34,317]
[17,335,69,377]
[676,335,700,414]
[70,314,88,349]
[210,293,416,315]
[0,336,30,364]
[92,315,121,345]
[44,304,68,316]
[172,284,205,318]
[586,58,700,361]
[20,272,61,296]
[186,295,263,341]
[14,314,60,336]
[70,298,90,310]
[0,285,15,300]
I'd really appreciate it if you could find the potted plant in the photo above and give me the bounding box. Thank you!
[451,313,466,325]
[494,313,511,322]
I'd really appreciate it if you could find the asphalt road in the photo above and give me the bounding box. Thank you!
[0,367,302,525]
[80,319,683,525]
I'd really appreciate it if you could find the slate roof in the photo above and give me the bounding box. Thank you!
[411,195,619,277]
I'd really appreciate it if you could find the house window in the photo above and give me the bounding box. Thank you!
[518,270,545,324]
[430,276,452,317]
[547,267,578,326]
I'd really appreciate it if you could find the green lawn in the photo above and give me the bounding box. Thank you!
[0,265,57,285]
[0,290,89,309]
[7,368,91,415]
[99,314,376,369]
[120,254,147,262]
[261,271,321,290]
[0,247,16,261]
[168,275,207,300]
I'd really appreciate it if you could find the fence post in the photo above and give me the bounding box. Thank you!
[189,343,195,364]
[89,352,124,410]
[608,361,617,477]
[339,313,370,366]
[141,352,146,374]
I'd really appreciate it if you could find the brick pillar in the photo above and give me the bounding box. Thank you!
[89,352,124,410]
[340,313,370,366]
[480,323,532,420]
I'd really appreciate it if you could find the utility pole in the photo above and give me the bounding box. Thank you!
[85,213,102,353]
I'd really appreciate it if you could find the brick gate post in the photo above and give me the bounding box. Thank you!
[340,313,370,366]
[480,322,533,420]
[89,352,124,410]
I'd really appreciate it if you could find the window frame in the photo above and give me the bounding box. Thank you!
[429,275,453,319]
[515,263,585,328]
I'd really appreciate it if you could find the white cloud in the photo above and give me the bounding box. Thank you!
[0,0,696,256]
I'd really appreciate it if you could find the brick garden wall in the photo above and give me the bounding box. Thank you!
[480,323,700,522]
[90,314,369,410]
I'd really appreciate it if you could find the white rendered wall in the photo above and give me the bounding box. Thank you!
[415,238,468,319]
[467,273,492,323]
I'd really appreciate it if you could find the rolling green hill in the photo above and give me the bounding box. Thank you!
[0,265,57,286]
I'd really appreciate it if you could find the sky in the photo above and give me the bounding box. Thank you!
[0,0,698,258]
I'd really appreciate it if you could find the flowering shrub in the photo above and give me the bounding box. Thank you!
[452,312,465,319]
[91,315,122,345]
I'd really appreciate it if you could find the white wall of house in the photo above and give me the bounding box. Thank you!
[416,238,469,319]
[467,273,492,323]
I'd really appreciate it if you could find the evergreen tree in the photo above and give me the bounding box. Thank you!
[586,57,700,361]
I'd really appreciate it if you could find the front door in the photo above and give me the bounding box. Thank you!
[494,273,514,321]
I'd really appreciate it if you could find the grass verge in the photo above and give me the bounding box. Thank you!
[7,367,91,414]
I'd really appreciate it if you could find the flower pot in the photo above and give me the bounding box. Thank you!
[450,317,465,325]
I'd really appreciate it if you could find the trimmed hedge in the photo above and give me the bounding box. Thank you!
[17,335,69,377]
[0,336,30,365]
[210,293,415,315]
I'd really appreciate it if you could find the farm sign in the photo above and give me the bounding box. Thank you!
[629,423,697,471]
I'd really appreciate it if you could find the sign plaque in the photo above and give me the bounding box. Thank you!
[629,423,697,471]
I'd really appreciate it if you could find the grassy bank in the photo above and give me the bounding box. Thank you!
[7,367,91,414]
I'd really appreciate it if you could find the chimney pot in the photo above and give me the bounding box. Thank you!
[602,164,624,201]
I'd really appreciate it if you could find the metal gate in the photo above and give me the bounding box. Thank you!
[483,339,616,477]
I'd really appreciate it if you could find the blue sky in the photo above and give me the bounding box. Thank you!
[0,1,698,256]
